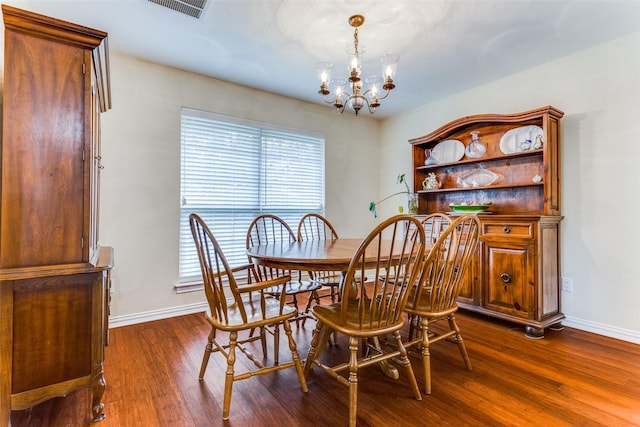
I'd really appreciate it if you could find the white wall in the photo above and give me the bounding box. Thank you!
[99,55,380,321]
[380,32,640,343]
[5,24,636,342]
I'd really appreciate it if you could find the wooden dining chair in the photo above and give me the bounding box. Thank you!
[406,213,453,340]
[404,213,481,394]
[304,214,426,427]
[189,213,308,420]
[297,213,343,308]
[246,214,322,331]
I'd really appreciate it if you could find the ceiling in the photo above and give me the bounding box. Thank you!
[3,0,640,118]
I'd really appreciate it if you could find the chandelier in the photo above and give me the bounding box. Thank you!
[316,14,398,116]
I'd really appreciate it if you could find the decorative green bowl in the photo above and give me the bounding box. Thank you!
[449,203,492,213]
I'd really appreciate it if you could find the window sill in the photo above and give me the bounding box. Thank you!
[174,281,204,294]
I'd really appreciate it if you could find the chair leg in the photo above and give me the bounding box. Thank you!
[260,326,267,359]
[199,329,215,379]
[302,292,314,320]
[391,330,422,401]
[273,323,280,365]
[420,318,432,394]
[282,319,308,393]
[331,284,340,303]
[302,290,320,327]
[448,314,472,370]
[288,293,307,328]
[222,331,238,420]
[348,336,359,427]
[407,314,417,341]
[307,289,321,311]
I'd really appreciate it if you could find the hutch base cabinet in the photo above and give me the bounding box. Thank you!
[460,215,563,338]
[0,5,112,424]
[410,106,564,338]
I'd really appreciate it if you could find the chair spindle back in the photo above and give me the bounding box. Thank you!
[246,214,296,281]
[190,213,246,324]
[341,215,426,329]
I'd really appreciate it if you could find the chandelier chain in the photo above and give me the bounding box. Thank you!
[353,27,359,57]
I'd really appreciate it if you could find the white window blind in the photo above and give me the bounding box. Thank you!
[178,108,325,286]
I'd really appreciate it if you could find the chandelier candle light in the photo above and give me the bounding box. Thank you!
[317,14,398,115]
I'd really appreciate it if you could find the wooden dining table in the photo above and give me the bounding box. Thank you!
[246,238,396,273]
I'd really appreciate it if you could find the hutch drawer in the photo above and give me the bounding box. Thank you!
[482,220,535,240]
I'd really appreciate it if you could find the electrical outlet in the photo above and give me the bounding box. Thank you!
[561,277,573,292]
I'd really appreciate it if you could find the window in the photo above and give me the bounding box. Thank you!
[178,108,325,288]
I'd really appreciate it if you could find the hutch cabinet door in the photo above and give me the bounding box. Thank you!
[483,241,535,319]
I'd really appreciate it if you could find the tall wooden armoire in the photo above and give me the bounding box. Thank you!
[0,5,112,424]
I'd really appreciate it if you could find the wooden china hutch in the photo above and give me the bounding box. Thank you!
[0,5,112,424]
[410,106,564,338]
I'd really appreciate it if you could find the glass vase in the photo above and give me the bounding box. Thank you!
[407,193,419,214]
[465,131,486,159]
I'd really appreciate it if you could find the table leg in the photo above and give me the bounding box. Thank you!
[370,335,399,379]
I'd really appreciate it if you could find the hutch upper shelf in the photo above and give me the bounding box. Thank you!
[410,106,563,216]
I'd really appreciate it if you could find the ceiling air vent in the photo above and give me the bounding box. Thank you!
[148,0,208,19]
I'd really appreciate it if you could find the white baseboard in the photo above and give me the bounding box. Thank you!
[109,304,640,345]
[109,301,208,328]
[562,316,640,345]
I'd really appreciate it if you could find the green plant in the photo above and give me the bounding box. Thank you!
[369,173,412,218]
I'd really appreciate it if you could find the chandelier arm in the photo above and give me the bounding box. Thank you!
[375,88,393,101]
[321,94,337,105]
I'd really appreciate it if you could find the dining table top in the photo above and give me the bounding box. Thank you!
[246,238,398,272]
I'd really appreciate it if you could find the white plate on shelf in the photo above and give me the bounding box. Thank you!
[431,139,464,163]
[499,125,543,154]
[457,169,499,188]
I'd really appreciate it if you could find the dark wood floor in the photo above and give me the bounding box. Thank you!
[10,308,640,426]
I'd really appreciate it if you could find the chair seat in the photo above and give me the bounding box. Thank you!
[310,274,342,287]
[266,280,322,296]
[208,293,298,331]
[404,286,432,312]
[312,300,405,338]
[312,273,367,287]
[404,287,459,318]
